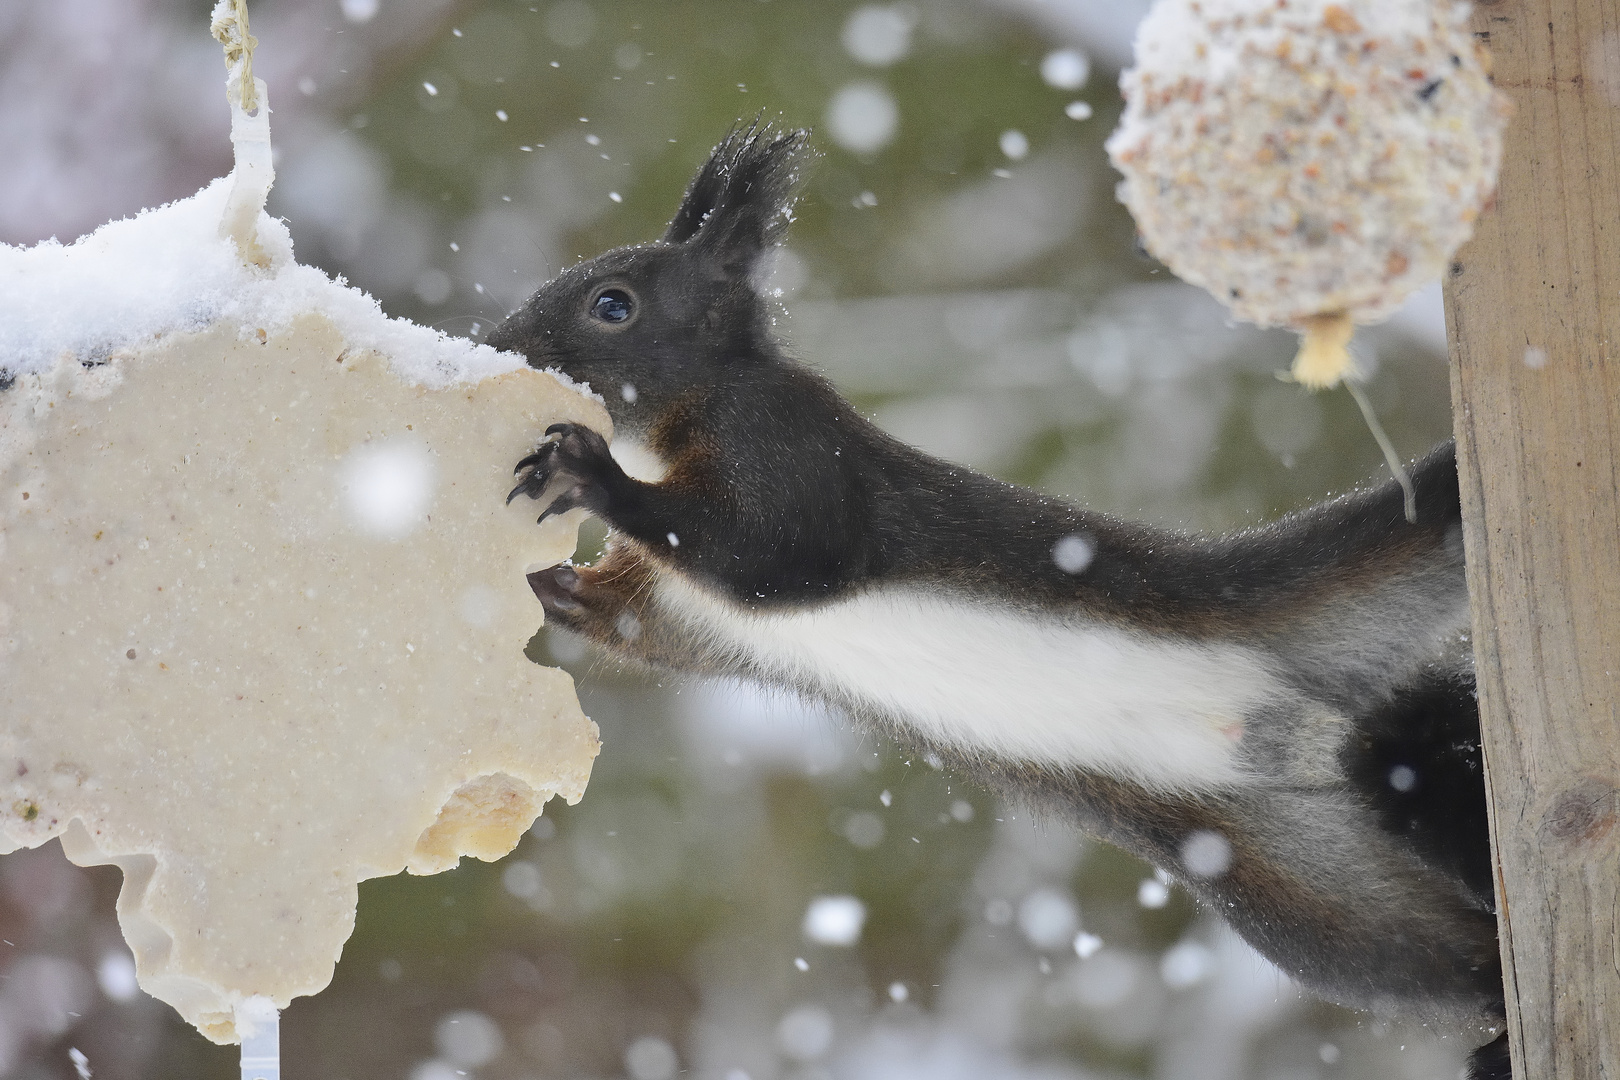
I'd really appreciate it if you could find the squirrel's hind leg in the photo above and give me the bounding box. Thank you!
[529,546,653,645]
[1467,1032,1510,1080]
[529,545,713,672]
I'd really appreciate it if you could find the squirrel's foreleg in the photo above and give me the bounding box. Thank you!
[510,421,702,553]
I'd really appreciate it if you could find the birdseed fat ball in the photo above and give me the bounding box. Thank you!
[1107,0,1511,387]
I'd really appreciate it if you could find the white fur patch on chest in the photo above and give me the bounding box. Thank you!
[653,575,1289,792]
[609,437,669,483]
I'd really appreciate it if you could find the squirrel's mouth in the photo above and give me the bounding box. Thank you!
[486,333,561,370]
[480,324,515,352]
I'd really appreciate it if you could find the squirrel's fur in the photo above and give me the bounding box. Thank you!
[487,124,1507,1078]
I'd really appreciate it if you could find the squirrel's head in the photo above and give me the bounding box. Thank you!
[487,122,810,436]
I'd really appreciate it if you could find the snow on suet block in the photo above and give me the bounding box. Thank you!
[1107,0,1510,387]
[0,69,605,1042]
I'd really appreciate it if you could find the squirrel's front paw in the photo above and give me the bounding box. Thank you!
[508,423,621,524]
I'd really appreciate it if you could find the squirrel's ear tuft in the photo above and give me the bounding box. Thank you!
[664,121,810,266]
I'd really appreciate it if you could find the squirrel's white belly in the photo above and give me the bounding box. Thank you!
[652,574,1287,792]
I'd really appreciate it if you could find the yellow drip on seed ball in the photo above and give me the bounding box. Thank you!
[1106,0,1510,388]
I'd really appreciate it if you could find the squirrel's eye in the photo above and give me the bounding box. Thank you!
[590,289,633,324]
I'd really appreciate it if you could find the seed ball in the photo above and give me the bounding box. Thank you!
[1106,0,1511,387]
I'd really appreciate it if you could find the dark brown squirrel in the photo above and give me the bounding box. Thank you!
[486,124,1508,1080]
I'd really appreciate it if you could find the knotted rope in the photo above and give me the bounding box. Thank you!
[211,0,260,115]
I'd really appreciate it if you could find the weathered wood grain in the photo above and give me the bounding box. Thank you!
[1445,0,1620,1075]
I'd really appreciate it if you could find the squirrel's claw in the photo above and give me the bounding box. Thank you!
[509,423,619,517]
[513,443,557,476]
[507,469,549,505]
[508,442,562,504]
[536,482,605,525]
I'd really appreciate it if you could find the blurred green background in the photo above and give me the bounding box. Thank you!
[0,2,1461,1078]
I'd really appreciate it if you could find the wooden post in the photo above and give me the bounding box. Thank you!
[1445,0,1620,1075]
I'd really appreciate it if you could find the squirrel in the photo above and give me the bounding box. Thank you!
[487,124,1508,1080]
